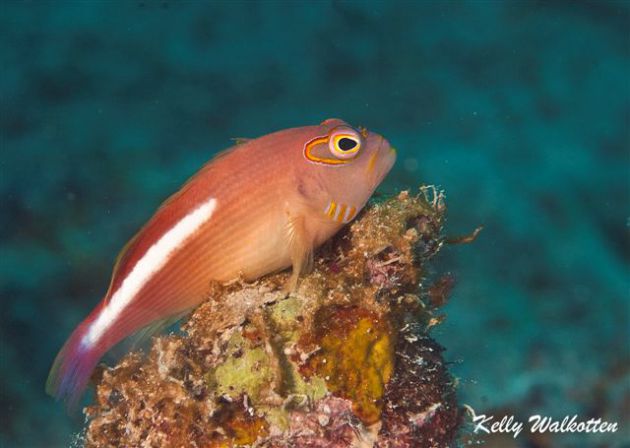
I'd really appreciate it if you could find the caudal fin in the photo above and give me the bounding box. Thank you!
[46,318,105,409]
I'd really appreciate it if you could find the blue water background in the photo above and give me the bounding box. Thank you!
[1,2,628,446]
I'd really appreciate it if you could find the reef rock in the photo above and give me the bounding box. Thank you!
[84,188,462,447]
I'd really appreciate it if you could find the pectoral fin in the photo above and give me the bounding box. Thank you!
[285,214,313,292]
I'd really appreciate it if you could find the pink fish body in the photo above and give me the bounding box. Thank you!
[47,118,396,405]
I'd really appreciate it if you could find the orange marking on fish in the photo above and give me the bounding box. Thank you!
[327,200,337,218]
[336,204,347,223]
[304,136,348,166]
[344,206,357,223]
[366,152,378,175]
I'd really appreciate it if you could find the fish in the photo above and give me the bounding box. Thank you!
[46,118,396,406]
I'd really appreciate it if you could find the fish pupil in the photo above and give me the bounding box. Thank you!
[338,138,357,151]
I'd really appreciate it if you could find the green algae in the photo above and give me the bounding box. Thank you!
[209,332,275,401]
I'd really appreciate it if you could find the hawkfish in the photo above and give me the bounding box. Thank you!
[47,118,396,406]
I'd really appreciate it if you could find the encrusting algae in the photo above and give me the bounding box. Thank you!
[297,305,394,426]
[83,187,464,447]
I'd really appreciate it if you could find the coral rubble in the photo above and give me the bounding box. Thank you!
[84,188,462,447]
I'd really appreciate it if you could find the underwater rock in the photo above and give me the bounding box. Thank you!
[84,188,462,447]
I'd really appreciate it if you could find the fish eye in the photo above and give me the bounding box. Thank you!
[328,127,362,160]
[338,137,358,151]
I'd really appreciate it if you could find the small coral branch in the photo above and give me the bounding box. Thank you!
[84,188,462,447]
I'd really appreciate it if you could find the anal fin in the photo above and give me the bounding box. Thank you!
[108,312,187,360]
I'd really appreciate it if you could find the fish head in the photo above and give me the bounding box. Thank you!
[301,118,396,221]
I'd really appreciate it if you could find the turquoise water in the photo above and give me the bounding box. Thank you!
[1,2,628,446]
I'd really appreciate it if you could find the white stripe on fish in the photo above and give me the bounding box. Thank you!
[81,198,218,347]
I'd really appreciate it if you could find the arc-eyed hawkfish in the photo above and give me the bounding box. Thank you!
[47,118,396,406]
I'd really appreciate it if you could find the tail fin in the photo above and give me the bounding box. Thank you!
[46,316,105,409]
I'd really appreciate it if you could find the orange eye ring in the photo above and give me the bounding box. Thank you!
[303,126,364,166]
[328,128,362,160]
